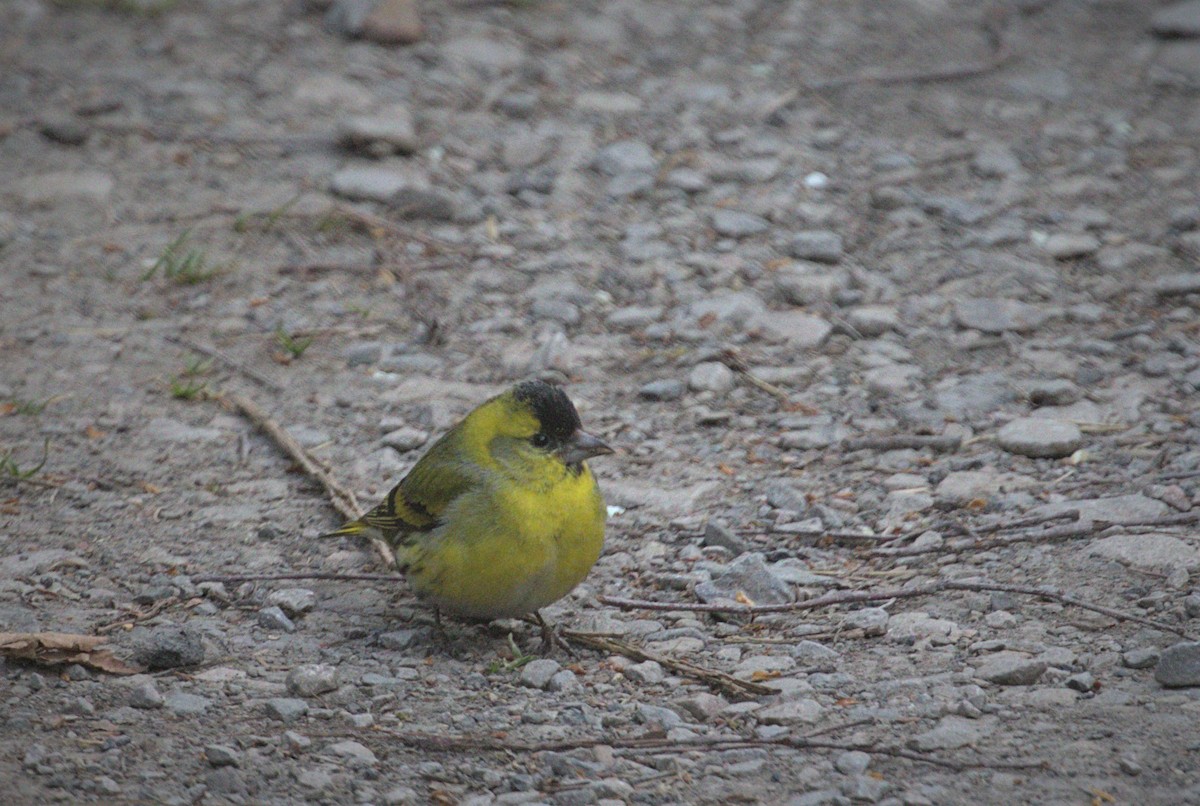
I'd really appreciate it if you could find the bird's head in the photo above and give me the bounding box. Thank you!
[475,380,613,479]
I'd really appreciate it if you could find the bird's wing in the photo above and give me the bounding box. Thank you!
[322,433,477,548]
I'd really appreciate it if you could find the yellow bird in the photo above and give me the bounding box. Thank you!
[324,380,612,644]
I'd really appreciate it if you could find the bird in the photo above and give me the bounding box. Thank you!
[323,380,613,648]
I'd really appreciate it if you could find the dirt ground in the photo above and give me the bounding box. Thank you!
[4,0,1200,803]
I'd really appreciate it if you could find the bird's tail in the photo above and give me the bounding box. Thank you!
[319,518,369,540]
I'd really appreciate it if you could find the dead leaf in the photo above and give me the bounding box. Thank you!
[749,669,781,682]
[0,632,142,675]
[0,402,16,416]
[84,424,106,440]
[734,591,756,606]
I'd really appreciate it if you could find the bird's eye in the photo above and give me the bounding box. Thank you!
[531,433,550,448]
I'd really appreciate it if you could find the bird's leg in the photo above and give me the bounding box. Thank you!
[534,611,576,657]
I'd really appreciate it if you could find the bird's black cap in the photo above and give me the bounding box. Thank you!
[513,380,581,443]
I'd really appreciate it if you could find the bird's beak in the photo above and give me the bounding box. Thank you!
[559,429,614,465]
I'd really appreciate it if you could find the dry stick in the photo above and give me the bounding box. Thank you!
[600,579,1194,640]
[562,630,774,699]
[872,511,1200,558]
[193,572,402,585]
[842,434,963,453]
[95,596,181,635]
[164,334,284,394]
[217,392,395,568]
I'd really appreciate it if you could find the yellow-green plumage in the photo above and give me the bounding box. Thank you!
[324,381,611,621]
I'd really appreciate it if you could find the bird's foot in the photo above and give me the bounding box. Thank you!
[534,612,577,657]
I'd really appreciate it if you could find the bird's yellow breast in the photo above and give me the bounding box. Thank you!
[403,464,606,619]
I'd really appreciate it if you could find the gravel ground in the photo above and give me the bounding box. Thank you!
[4,1,1200,804]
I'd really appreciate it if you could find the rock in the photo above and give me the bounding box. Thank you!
[711,210,769,238]
[694,552,794,606]
[638,379,685,401]
[888,612,958,641]
[205,745,241,767]
[17,171,114,207]
[287,664,340,697]
[592,140,655,175]
[520,658,562,690]
[911,715,996,750]
[1036,494,1169,524]
[265,698,309,723]
[748,311,833,348]
[976,652,1047,685]
[788,231,843,263]
[1151,1,1200,38]
[765,481,807,514]
[1027,379,1081,407]
[129,678,164,709]
[1043,233,1100,259]
[674,692,726,722]
[844,607,889,636]
[132,625,205,670]
[935,470,1033,507]
[257,606,296,633]
[164,692,211,716]
[1155,642,1200,687]
[547,669,581,693]
[757,698,823,725]
[846,305,899,336]
[774,264,848,305]
[1086,533,1200,572]
[1066,672,1095,692]
[390,187,456,221]
[954,298,1048,334]
[624,661,665,684]
[345,342,383,366]
[268,588,316,616]
[606,306,662,330]
[327,740,378,764]
[973,143,1022,177]
[330,166,408,202]
[361,0,423,44]
[997,417,1083,458]
[1122,648,1161,669]
[382,427,428,452]
[442,36,524,74]
[637,703,684,729]
[689,291,766,328]
[688,362,735,393]
[338,105,418,155]
[791,641,839,669]
[835,750,871,775]
[1152,273,1200,297]
[703,521,748,555]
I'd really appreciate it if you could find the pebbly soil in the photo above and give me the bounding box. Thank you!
[3,1,1200,804]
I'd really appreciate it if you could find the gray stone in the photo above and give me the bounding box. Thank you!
[935,372,1018,417]
[442,36,524,74]
[765,481,807,513]
[844,607,889,636]
[748,311,833,348]
[703,521,748,555]
[382,427,428,452]
[688,362,735,393]
[17,171,114,207]
[267,588,316,616]
[1066,672,1095,692]
[846,305,900,336]
[1155,642,1200,687]
[164,692,211,716]
[205,744,241,767]
[258,606,295,632]
[330,166,408,202]
[954,298,1048,334]
[338,105,418,154]
[997,417,1083,458]
[327,740,378,764]
[1043,233,1100,259]
[674,692,726,722]
[1086,533,1200,572]
[265,698,310,722]
[788,230,843,263]
[390,187,456,221]
[694,552,794,606]
[791,640,839,669]
[757,698,823,725]
[287,664,340,697]
[911,715,996,751]
[606,306,662,330]
[383,785,419,805]
[547,669,581,693]
[377,629,421,650]
[592,140,655,175]
[637,703,684,729]
[1151,1,1200,38]
[519,658,562,690]
[835,750,871,775]
[1152,273,1200,297]
[973,144,1022,177]
[711,210,769,238]
[638,379,685,401]
[128,678,165,709]
[976,652,1046,685]
[1027,379,1081,407]
[1122,648,1161,669]
[689,291,766,327]
[774,264,848,304]
[345,342,382,366]
[1037,494,1170,525]
[624,661,665,684]
[132,625,205,670]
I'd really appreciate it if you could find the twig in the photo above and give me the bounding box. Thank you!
[720,349,820,413]
[215,392,395,568]
[95,596,181,635]
[164,334,284,393]
[974,509,1081,532]
[600,578,1195,640]
[871,511,1200,558]
[562,630,774,700]
[842,434,962,453]
[192,572,402,585]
